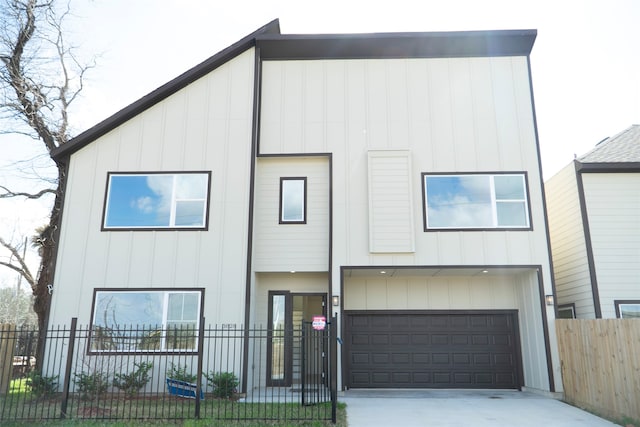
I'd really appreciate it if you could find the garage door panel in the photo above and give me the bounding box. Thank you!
[433,372,451,384]
[391,334,410,345]
[453,353,470,364]
[392,353,410,364]
[413,353,430,363]
[472,335,489,345]
[413,372,431,383]
[432,334,449,345]
[474,354,491,365]
[392,372,411,383]
[412,334,429,345]
[372,353,389,364]
[345,311,521,389]
[371,334,389,345]
[351,334,369,345]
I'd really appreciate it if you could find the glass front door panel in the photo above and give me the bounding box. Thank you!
[268,292,326,387]
[270,294,286,382]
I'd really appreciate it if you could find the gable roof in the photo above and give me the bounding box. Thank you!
[52,21,536,161]
[51,19,282,161]
[576,125,640,172]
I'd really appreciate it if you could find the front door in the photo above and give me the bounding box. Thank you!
[267,292,326,387]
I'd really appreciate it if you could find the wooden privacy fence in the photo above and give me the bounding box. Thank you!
[0,324,16,395]
[556,319,640,423]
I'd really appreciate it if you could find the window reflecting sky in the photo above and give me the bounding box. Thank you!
[106,175,172,227]
[105,174,207,228]
[426,175,492,227]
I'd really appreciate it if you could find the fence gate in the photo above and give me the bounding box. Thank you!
[300,319,332,405]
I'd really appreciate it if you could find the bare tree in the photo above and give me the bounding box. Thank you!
[0,0,93,346]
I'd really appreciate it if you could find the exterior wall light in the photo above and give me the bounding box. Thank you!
[332,295,340,306]
[545,294,555,306]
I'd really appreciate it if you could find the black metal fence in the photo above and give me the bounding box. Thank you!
[0,318,338,423]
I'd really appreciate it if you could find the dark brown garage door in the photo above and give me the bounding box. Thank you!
[344,311,522,389]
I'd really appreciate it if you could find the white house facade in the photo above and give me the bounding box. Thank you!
[546,125,640,320]
[49,20,562,394]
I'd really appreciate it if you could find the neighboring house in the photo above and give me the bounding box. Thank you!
[546,125,640,320]
[48,20,562,393]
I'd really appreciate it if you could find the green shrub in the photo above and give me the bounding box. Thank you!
[205,371,238,399]
[167,362,197,383]
[113,361,153,397]
[74,370,109,401]
[25,371,58,397]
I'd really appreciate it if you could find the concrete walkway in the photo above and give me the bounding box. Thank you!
[340,390,619,427]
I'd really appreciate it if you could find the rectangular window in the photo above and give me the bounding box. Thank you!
[280,177,306,224]
[422,172,530,230]
[557,303,576,319]
[89,289,203,353]
[614,300,640,319]
[103,172,210,230]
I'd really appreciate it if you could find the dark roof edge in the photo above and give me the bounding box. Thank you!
[257,29,537,60]
[52,18,281,160]
[575,161,640,173]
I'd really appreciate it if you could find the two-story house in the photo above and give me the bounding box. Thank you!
[48,20,562,393]
[546,125,640,320]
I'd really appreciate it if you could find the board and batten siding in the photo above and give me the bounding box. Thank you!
[582,172,640,319]
[514,270,557,392]
[252,157,330,272]
[545,163,595,318]
[49,49,256,327]
[343,275,518,311]
[367,150,415,253]
[260,57,549,269]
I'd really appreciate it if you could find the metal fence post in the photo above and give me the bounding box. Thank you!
[194,317,205,418]
[60,317,77,419]
[330,315,338,424]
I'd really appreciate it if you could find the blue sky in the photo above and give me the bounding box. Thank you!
[1,0,639,286]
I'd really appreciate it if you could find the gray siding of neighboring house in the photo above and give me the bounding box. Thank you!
[582,172,640,318]
[545,163,595,318]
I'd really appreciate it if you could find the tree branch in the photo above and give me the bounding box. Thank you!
[0,185,56,199]
[0,236,36,290]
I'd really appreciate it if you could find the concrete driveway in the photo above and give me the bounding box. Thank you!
[340,390,619,427]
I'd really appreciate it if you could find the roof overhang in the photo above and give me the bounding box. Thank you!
[257,29,536,60]
[575,160,640,173]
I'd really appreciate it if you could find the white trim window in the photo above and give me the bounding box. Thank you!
[103,172,210,230]
[90,289,202,353]
[423,173,530,230]
[615,300,640,319]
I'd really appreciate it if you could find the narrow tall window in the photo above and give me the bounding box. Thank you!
[103,172,210,230]
[280,177,306,224]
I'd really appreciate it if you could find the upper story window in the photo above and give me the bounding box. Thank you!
[103,172,210,230]
[615,300,640,319]
[280,177,306,224]
[422,172,531,230]
[89,288,203,354]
